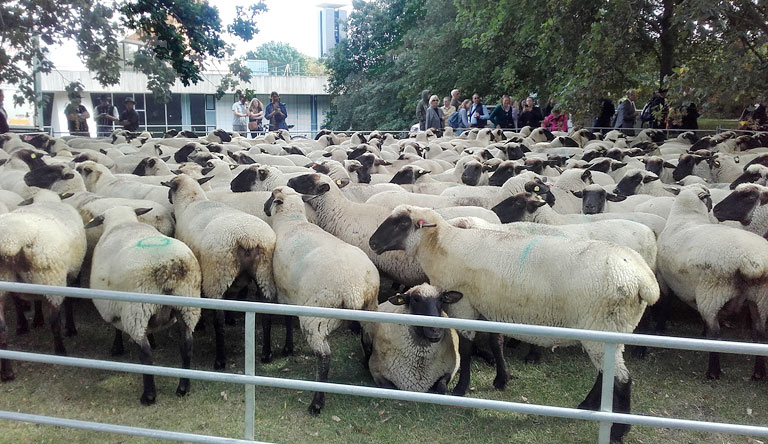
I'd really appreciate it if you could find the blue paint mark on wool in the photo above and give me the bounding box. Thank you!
[136,236,170,248]
[519,237,544,265]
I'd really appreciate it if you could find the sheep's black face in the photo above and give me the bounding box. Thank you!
[132,158,151,176]
[730,170,761,190]
[310,162,331,175]
[713,189,760,225]
[581,150,603,163]
[744,154,768,171]
[355,166,372,184]
[286,174,331,196]
[506,144,525,160]
[559,136,579,147]
[369,214,412,254]
[673,155,699,181]
[175,144,198,163]
[214,129,232,143]
[491,193,546,223]
[606,149,624,161]
[644,158,663,176]
[16,149,47,170]
[488,164,516,187]
[389,289,462,343]
[579,189,606,214]
[390,168,416,185]
[461,163,483,186]
[24,165,73,189]
[613,173,643,196]
[230,168,259,192]
[587,159,612,174]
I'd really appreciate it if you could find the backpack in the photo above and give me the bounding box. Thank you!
[447,110,462,128]
[640,101,653,122]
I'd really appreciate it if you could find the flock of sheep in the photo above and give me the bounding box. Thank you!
[0,124,767,443]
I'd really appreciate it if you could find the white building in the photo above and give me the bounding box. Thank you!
[318,3,347,58]
[38,67,330,137]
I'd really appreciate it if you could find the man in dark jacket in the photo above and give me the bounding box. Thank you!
[518,97,543,128]
[0,90,9,134]
[104,96,140,131]
[416,90,430,131]
[648,89,668,129]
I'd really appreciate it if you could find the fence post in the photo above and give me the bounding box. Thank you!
[597,342,617,444]
[244,311,255,441]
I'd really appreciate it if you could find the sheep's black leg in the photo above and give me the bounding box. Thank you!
[138,338,156,405]
[147,333,157,349]
[260,313,272,363]
[111,328,125,356]
[0,312,14,382]
[283,316,294,356]
[505,337,521,348]
[631,311,652,359]
[705,323,722,380]
[578,372,603,410]
[308,351,330,415]
[176,323,193,397]
[429,374,450,394]
[213,309,227,370]
[12,295,29,335]
[33,299,45,328]
[471,335,495,365]
[45,303,66,356]
[452,335,473,396]
[524,344,542,364]
[610,377,632,443]
[489,333,509,390]
[63,298,77,337]
[747,301,767,380]
[360,334,373,370]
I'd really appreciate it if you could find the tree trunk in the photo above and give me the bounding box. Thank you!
[658,0,677,87]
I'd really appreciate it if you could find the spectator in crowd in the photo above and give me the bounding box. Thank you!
[518,97,544,128]
[416,90,430,131]
[0,90,8,134]
[265,91,289,131]
[450,89,461,109]
[614,89,638,136]
[103,96,140,131]
[425,95,444,135]
[65,94,90,136]
[543,97,557,117]
[454,99,471,135]
[248,97,264,138]
[754,98,767,127]
[232,94,249,134]
[681,102,699,130]
[740,96,760,121]
[489,94,518,130]
[648,88,668,129]
[541,105,568,131]
[95,94,119,137]
[441,97,456,121]
[593,98,615,134]
[468,93,490,128]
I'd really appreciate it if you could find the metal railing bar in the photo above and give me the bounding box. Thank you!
[0,410,267,444]
[1,350,768,438]
[3,282,768,356]
[597,343,617,444]
[244,312,256,441]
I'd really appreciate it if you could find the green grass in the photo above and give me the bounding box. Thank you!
[698,119,740,131]
[1,300,767,444]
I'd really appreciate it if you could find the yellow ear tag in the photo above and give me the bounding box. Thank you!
[336,179,342,185]
[30,153,36,158]
[534,186,540,192]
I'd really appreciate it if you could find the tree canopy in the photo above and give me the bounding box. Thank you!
[0,0,267,106]
[324,0,768,130]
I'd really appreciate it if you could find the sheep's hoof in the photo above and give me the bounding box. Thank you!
[140,392,156,406]
[451,388,467,397]
[260,352,272,364]
[307,402,323,415]
[752,369,766,381]
[214,358,226,370]
[1,370,15,382]
[15,325,29,336]
[630,346,647,360]
[64,326,78,337]
[282,346,294,357]
[706,370,721,380]
[176,381,190,397]
[493,373,509,390]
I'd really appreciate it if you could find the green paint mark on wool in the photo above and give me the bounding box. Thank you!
[136,236,171,248]
[519,237,544,265]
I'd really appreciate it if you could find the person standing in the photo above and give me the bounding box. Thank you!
[95,94,119,137]
[541,105,568,131]
[0,90,9,134]
[518,97,543,129]
[593,98,615,134]
[265,91,289,131]
[425,95,445,134]
[450,89,461,109]
[441,97,456,122]
[232,94,249,134]
[247,97,264,138]
[416,90,430,131]
[543,97,557,117]
[64,94,90,137]
[489,95,518,130]
[615,89,638,136]
[468,93,490,128]
[103,96,140,131]
[681,103,699,130]
[648,89,668,129]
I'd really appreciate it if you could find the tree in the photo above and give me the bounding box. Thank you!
[0,0,267,106]
[247,41,308,75]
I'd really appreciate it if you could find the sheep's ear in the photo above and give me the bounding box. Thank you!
[571,190,583,198]
[374,158,391,166]
[760,192,768,205]
[154,145,162,155]
[201,166,214,176]
[229,164,238,170]
[84,215,104,229]
[59,192,74,200]
[0,159,6,167]
[18,198,33,206]
[197,176,214,186]
[171,169,182,175]
[663,161,676,168]
[160,180,177,190]
[99,149,108,155]
[134,208,153,217]
[440,291,463,304]
[388,293,409,306]
[643,174,659,183]
[580,170,592,182]
[611,162,627,171]
[415,218,436,228]
[318,183,331,193]
[606,193,627,202]
[664,186,681,195]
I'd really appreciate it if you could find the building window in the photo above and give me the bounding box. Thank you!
[190,94,207,125]
[42,93,54,127]
[205,94,216,110]
[167,94,182,125]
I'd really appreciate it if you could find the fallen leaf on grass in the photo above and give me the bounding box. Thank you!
[332,416,341,422]
[521,396,528,403]
[747,408,753,416]
[747,438,764,444]
[220,391,228,401]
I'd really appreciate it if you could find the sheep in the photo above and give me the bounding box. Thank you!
[0,190,87,381]
[549,169,595,213]
[368,205,659,443]
[713,183,768,238]
[573,184,655,214]
[493,192,667,236]
[75,161,175,210]
[285,173,427,287]
[86,206,201,405]
[657,188,768,380]
[265,186,378,414]
[163,174,276,369]
[729,164,768,189]
[229,164,312,192]
[366,190,486,210]
[612,169,673,197]
[361,284,461,393]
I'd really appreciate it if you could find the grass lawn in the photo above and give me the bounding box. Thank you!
[698,119,740,131]
[1,298,767,444]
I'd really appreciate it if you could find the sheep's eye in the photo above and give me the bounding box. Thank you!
[207,162,213,168]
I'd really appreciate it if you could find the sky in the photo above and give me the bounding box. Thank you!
[48,0,353,69]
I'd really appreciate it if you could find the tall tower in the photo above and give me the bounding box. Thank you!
[318,3,347,57]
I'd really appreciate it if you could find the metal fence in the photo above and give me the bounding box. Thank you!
[1,282,768,444]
